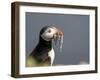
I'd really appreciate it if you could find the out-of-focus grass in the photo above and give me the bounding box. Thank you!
[26,56,50,67]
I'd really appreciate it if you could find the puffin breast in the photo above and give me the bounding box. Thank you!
[48,48,55,66]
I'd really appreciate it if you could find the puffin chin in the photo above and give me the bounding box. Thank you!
[41,34,53,41]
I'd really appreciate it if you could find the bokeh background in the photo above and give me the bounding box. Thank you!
[26,12,89,65]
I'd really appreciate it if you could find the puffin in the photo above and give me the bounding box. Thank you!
[26,26,63,67]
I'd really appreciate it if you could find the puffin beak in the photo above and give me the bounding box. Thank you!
[52,27,64,52]
[52,27,63,41]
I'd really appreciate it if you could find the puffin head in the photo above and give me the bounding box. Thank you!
[40,26,64,51]
[40,26,63,41]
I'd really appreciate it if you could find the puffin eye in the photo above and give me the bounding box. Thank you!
[48,29,51,33]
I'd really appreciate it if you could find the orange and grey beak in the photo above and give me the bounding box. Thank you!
[52,27,64,52]
[52,27,63,39]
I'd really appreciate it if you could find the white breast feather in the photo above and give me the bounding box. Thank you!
[48,48,55,66]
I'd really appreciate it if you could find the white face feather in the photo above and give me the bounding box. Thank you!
[41,28,56,41]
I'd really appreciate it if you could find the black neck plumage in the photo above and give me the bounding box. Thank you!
[38,36,52,49]
[30,36,52,62]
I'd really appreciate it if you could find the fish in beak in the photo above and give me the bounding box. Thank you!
[52,27,64,52]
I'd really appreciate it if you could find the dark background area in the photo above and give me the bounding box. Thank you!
[26,12,89,65]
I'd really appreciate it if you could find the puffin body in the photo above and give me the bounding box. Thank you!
[26,26,63,67]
